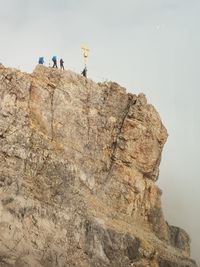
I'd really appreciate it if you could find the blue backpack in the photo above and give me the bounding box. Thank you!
[38,57,44,64]
[52,56,57,61]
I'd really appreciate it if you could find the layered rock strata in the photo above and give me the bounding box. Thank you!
[0,65,197,267]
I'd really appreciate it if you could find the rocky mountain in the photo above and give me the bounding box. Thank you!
[0,64,197,267]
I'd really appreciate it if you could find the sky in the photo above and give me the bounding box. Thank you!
[0,0,200,263]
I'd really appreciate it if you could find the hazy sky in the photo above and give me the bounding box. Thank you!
[0,0,200,263]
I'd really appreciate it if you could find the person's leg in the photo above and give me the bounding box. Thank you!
[53,60,57,68]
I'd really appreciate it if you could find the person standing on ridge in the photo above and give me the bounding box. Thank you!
[38,57,44,65]
[60,58,64,70]
[81,67,87,78]
[52,56,58,68]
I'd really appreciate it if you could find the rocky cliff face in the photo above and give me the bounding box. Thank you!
[0,64,197,267]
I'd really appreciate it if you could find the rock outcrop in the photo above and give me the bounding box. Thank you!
[0,65,197,267]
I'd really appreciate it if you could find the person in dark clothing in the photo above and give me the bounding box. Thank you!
[52,56,58,68]
[60,58,64,70]
[81,67,87,78]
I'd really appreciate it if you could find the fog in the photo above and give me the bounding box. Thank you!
[0,0,199,264]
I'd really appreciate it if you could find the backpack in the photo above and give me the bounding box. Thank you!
[39,57,44,64]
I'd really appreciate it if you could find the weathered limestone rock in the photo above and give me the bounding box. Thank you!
[168,225,191,256]
[0,65,197,267]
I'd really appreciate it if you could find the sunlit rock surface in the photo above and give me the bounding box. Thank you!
[0,65,197,267]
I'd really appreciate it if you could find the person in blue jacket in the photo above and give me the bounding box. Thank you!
[38,57,44,65]
[52,56,58,68]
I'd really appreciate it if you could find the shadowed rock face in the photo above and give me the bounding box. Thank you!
[168,225,191,256]
[0,65,197,267]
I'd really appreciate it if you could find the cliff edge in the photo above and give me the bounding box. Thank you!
[0,65,197,267]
